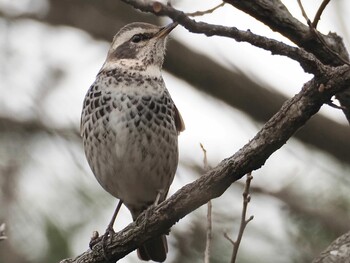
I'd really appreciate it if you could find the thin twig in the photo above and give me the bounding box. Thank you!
[200,143,210,171]
[296,0,312,25]
[230,173,254,263]
[205,200,212,263]
[312,0,331,28]
[326,101,346,110]
[186,2,225,17]
[123,0,329,76]
[200,143,212,263]
[223,232,235,246]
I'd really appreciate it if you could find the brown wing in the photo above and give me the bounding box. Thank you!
[174,104,185,134]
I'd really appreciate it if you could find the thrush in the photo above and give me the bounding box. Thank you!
[80,22,185,262]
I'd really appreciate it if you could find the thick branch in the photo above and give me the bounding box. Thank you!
[60,65,350,262]
[3,0,350,164]
[224,0,349,65]
[223,0,350,122]
[312,231,350,263]
[121,0,326,76]
[120,0,350,122]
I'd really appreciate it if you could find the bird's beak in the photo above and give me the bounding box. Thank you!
[156,22,178,38]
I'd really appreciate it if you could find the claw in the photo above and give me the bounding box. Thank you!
[102,227,115,260]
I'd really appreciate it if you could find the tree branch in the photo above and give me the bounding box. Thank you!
[230,173,254,263]
[120,0,350,122]
[296,0,350,67]
[4,0,350,165]
[222,0,350,122]
[60,64,350,262]
[223,0,349,65]
[185,2,225,17]
[312,231,350,263]
[121,0,328,76]
[312,0,331,28]
[200,143,212,263]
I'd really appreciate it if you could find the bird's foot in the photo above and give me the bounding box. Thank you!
[101,225,116,260]
[142,205,153,231]
[142,190,164,231]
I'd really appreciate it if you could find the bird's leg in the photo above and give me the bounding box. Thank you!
[105,199,123,236]
[101,200,123,259]
[142,190,164,231]
[153,190,162,206]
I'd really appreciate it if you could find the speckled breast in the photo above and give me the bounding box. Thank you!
[81,69,179,207]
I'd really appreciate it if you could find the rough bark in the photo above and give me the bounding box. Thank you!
[312,231,350,263]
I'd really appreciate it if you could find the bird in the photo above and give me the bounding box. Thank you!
[80,22,185,262]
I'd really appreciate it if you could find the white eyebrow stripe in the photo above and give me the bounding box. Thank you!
[112,28,157,49]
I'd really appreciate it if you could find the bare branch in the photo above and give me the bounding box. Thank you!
[312,0,331,28]
[230,173,254,263]
[312,231,350,263]
[313,33,350,66]
[186,2,225,17]
[223,0,349,66]
[200,143,212,263]
[297,0,350,66]
[296,0,312,25]
[221,0,350,122]
[200,143,210,171]
[326,100,346,110]
[224,232,235,246]
[121,0,328,76]
[60,65,350,262]
[204,200,212,263]
[7,0,350,162]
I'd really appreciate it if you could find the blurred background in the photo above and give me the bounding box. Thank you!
[0,0,350,262]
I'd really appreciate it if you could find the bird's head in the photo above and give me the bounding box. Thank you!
[101,22,177,74]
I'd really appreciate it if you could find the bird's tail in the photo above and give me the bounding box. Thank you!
[137,234,168,262]
[130,202,168,262]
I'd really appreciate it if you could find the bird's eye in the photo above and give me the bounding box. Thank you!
[131,34,142,43]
